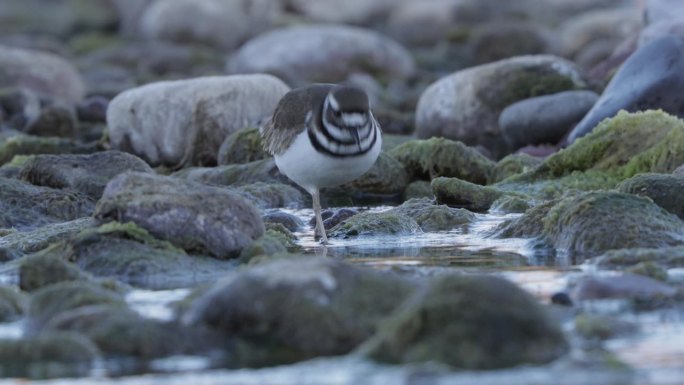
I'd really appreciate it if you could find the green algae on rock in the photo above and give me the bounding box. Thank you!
[597,246,684,269]
[361,274,567,369]
[0,134,99,165]
[335,152,410,199]
[329,211,422,239]
[388,137,494,184]
[20,253,93,292]
[238,229,299,264]
[391,198,474,232]
[0,332,100,379]
[217,127,270,166]
[618,173,684,220]
[432,177,505,212]
[0,217,96,258]
[234,182,307,210]
[498,111,684,198]
[403,180,434,200]
[489,153,542,184]
[184,257,416,367]
[0,285,26,322]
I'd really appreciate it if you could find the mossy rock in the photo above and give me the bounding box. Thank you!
[0,332,99,379]
[596,246,684,269]
[403,180,434,200]
[19,253,92,292]
[498,111,684,198]
[626,262,668,282]
[335,152,410,198]
[575,314,637,341]
[234,182,307,210]
[390,198,474,232]
[0,285,27,322]
[543,192,684,257]
[381,133,414,152]
[262,211,304,233]
[44,304,223,360]
[239,229,299,264]
[489,153,542,184]
[26,281,126,333]
[388,137,494,184]
[618,173,684,220]
[0,217,96,259]
[173,158,293,187]
[0,134,99,165]
[217,127,270,166]
[31,222,235,290]
[329,211,422,239]
[362,274,568,369]
[490,195,532,214]
[185,257,416,367]
[432,177,506,212]
[492,200,557,238]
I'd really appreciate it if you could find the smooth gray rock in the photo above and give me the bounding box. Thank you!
[573,273,678,301]
[228,25,415,85]
[499,90,599,151]
[286,0,402,24]
[0,46,86,105]
[567,37,684,143]
[140,0,281,50]
[415,55,586,159]
[19,151,153,199]
[107,75,289,168]
[95,172,265,259]
[644,0,684,25]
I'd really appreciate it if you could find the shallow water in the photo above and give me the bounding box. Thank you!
[1,206,683,385]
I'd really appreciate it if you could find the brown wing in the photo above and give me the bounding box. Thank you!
[262,84,334,155]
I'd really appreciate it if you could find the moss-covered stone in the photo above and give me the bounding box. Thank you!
[403,180,434,200]
[388,138,494,184]
[490,195,531,214]
[0,285,26,322]
[262,211,303,233]
[542,192,684,257]
[575,314,637,340]
[381,133,413,152]
[173,158,293,187]
[234,182,307,209]
[0,217,95,259]
[329,211,422,239]
[480,69,577,111]
[489,153,542,184]
[499,111,684,199]
[19,253,92,292]
[0,177,94,231]
[618,173,684,220]
[27,281,126,333]
[596,246,684,269]
[336,152,409,198]
[362,274,567,369]
[31,222,234,290]
[626,262,668,282]
[0,332,99,379]
[390,198,474,232]
[217,127,270,165]
[184,257,416,367]
[432,177,505,212]
[239,230,299,264]
[492,200,557,238]
[0,134,99,165]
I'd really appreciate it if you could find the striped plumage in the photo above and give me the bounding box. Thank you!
[261,84,382,244]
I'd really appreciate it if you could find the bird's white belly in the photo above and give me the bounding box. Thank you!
[274,130,382,193]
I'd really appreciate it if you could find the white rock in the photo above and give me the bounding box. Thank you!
[228,24,416,85]
[140,0,281,51]
[0,45,86,104]
[107,74,290,168]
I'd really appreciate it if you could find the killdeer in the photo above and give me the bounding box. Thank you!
[261,84,382,244]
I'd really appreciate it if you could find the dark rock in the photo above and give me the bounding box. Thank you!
[333,152,410,199]
[26,281,126,333]
[329,211,422,239]
[551,292,573,307]
[0,177,94,231]
[184,257,416,366]
[76,96,109,123]
[362,274,568,369]
[107,75,289,168]
[403,180,434,200]
[489,153,543,184]
[0,332,99,379]
[567,37,684,143]
[0,285,26,322]
[24,102,78,138]
[217,127,270,166]
[238,230,297,264]
[617,173,684,220]
[470,22,555,64]
[45,304,223,360]
[388,138,495,184]
[95,172,265,259]
[391,198,474,231]
[0,217,95,258]
[573,273,678,301]
[415,55,587,159]
[263,211,304,233]
[0,133,101,165]
[499,91,599,151]
[309,208,359,230]
[20,253,91,292]
[19,151,153,200]
[228,25,415,86]
[173,159,293,187]
[432,177,505,212]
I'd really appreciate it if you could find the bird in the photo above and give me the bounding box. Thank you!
[261,84,382,244]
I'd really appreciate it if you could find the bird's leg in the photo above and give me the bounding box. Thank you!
[311,188,329,244]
